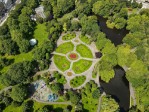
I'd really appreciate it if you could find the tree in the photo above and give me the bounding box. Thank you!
[50,83,63,94]
[114,17,126,29]
[3,97,12,106]
[37,105,53,112]
[17,39,30,53]
[92,89,100,99]
[100,95,119,112]
[68,90,81,105]
[22,100,33,112]
[0,39,18,55]
[75,103,83,112]
[117,45,131,66]
[1,61,34,86]
[11,84,28,102]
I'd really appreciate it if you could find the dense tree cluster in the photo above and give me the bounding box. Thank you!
[0,61,34,86]
[11,84,28,102]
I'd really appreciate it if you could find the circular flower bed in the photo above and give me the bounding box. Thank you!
[68,53,78,60]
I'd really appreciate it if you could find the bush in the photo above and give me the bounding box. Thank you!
[12,101,22,107]
[3,97,12,106]
[70,76,86,88]
[62,32,76,40]
[22,100,33,112]
[92,89,100,99]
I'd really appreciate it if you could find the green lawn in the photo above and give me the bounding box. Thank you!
[79,35,91,45]
[3,101,68,112]
[62,32,76,41]
[76,44,93,58]
[70,76,86,88]
[0,52,33,74]
[72,59,92,74]
[53,55,71,72]
[33,101,68,112]
[56,42,74,54]
[33,23,48,46]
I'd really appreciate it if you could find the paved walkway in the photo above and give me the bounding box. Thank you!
[129,83,136,106]
[97,93,106,112]
[0,86,12,94]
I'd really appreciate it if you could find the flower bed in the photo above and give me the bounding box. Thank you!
[68,53,78,60]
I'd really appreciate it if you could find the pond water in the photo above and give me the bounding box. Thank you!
[98,16,129,46]
[97,16,130,112]
[100,66,130,112]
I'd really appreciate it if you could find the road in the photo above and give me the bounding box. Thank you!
[0,0,21,26]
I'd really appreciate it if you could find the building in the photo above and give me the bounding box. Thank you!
[35,5,46,19]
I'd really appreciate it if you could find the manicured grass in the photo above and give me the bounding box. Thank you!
[79,35,91,45]
[3,101,68,112]
[33,23,48,46]
[76,44,93,58]
[0,51,33,74]
[56,42,74,54]
[62,32,76,41]
[33,101,68,112]
[72,59,92,74]
[3,104,22,112]
[70,76,86,88]
[53,55,71,72]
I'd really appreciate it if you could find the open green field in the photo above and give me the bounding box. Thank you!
[0,52,33,74]
[72,59,92,74]
[76,44,93,58]
[79,35,91,45]
[53,55,71,72]
[70,76,86,88]
[33,23,48,46]
[62,32,76,41]
[56,42,74,54]
[3,101,68,112]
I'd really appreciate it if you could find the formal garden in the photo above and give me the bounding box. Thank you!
[51,32,100,89]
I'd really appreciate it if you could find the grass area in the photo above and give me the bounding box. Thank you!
[76,44,93,58]
[70,76,86,88]
[72,59,92,74]
[79,35,91,45]
[53,55,71,72]
[0,23,47,74]
[62,32,76,41]
[33,101,68,112]
[3,104,22,112]
[0,52,33,74]
[3,101,68,112]
[81,82,99,112]
[56,42,74,54]
[33,23,48,46]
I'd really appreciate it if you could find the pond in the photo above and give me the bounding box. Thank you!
[98,16,129,46]
[100,66,130,112]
